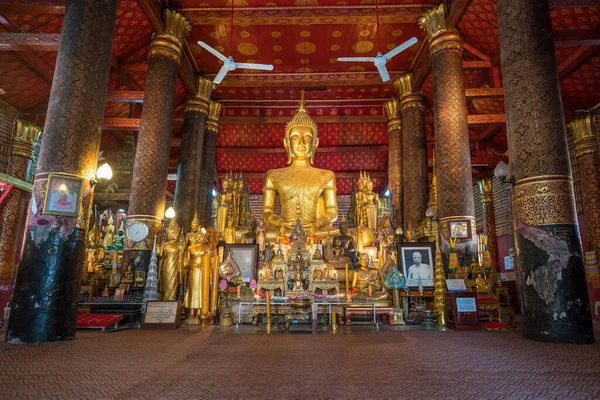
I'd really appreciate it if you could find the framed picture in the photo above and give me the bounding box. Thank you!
[396,242,435,288]
[134,270,146,287]
[448,220,472,239]
[114,288,125,301]
[109,273,121,287]
[224,244,258,283]
[43,173,83,216]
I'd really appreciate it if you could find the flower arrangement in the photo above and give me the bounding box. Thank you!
[448,237,459,274]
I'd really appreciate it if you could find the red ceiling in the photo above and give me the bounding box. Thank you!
[0,1,599,196]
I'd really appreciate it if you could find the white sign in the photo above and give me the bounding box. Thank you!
[456,297,477,313]
[446,279,466,292]
[504,255,514,270]
[144,301,179,325]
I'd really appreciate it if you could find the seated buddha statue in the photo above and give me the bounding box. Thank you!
[351,253,390,302]
[262,91,338,235]
[333,221,358,263]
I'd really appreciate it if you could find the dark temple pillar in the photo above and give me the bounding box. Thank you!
[383,99,402,230]
[497,0,594,343]
[478,178,498,270]
[126,10,190,268]
[395,73,428,233]
[173,77,213,233]
[197,101,223,228]
[419,4,476,258]
[6,0,118,344]
[569,115,600,323]
[0,121,42,313]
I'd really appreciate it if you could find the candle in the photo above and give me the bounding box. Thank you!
[236,286,241,297]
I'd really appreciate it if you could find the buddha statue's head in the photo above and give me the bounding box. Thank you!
[222,177,231,192]
[359,252,370,267]
[167,218,180,242]
[88,225,101,244]
[190,214,200,233]
[284,91,318,165]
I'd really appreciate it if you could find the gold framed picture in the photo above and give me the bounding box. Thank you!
[449,220,472,239]
[43,173,83,216]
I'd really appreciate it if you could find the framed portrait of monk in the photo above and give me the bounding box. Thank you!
[224,244,258,283]
[397,242,435,289]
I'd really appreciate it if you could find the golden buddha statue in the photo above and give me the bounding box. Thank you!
[262,91,338,234]
[216,174,234,236]
[355,171,379,231]
[224,219,237,244]
[102,215,115,247]
[183,228,212,325]
[276,225,290,246]
[240,215,258,244]
[160,219,185,301]
[351,253,390,302]
[186,215,200,247]
[84,225,106,282]
[232,174,244,227]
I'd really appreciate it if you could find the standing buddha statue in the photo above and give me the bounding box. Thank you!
[183,227,211,325]
[102,215,115,247]
[355,171,379,231]
[84,225,106,283]
[216,175,233,237]
[160,219,185,301]
[262,90,338,234]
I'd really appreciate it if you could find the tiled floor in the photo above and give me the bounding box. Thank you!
[1,325,599,399]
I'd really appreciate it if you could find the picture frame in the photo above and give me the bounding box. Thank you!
[109,273,121,287]
[448,219,472,239]
[43,173,84,216]
[134,270,146,287]
[396,242,435,288]
[224,244,258,283]
[114,288,125,301]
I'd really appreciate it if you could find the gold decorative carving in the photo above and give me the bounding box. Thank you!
[513,175,576,226]
[206,101,224,133]
[418,4,462,56]
[393,73,413,98]
[149,10,191,64]
[569,115,598,158]
[285,91,318,138]
[185,77,214,114]
[382,98,401,133]
[478,177,494,204]
[12,120,42,160]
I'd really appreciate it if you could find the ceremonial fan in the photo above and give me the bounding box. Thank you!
[337,0,418,82]
[198,0,273,84]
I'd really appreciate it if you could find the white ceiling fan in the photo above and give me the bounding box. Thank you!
[198,1,273,84]
[337,0,418,82]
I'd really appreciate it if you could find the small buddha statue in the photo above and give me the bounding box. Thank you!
[262,91,338,234]
[186,215,201,248]
[160,218,186,301]
[355,171,379,230]
[102,215,115,247]
[240,216,258,244]
[276,225,290,245]
[224,219,237,244]
[306,226,321,246]
[333,222,357,263]
[113,219,125,250]
[84,225,105,283]
[183,228,211,325]
[216,175,233,236]
[257,220,267,255]
[331,238,344,260]
[351,253,390,302]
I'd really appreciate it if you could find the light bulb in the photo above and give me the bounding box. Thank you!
[165,207,176,219]
[96,163,113,181]
[494,161,509,179]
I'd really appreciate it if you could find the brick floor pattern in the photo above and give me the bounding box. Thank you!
[1,328,600,400]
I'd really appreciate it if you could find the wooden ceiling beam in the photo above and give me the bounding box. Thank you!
[554,29,600,47]
[106,90,144,103]
[558,45,598,79]
[465,87,504,99]
[467,114,506,126]
[0,0,64,14]
[138,0,195,93]
[0,32,60,52]
[477,126,503,141]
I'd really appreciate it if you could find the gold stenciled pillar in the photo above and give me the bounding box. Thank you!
[197,101,223,227]
[497,0,593,343]
[382,98,402,229]
[127,10,190,255]
[174,77,214,232]
[394,73,428,233]
[478,178,498,270]
[419,4,476,257]
[0,121,42,310]
[569,115,600,302]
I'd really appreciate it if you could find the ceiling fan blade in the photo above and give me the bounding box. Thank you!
[376,64,390,82]
[213,65,230,84]
[235,63,274,71]
[197,41,228,62]
[383,36,418,60]
[337,57,376,62]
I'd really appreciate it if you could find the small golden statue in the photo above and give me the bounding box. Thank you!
[351,253,390,302]
[262,90,338,234]
[183,228,212,325]
[84,225,106,283]
[160,219,185,301]
[216,174,234,237]
[355,171,379,231]
[186,215,201,247]
[102,215,115,247]
[240,215,258,244]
